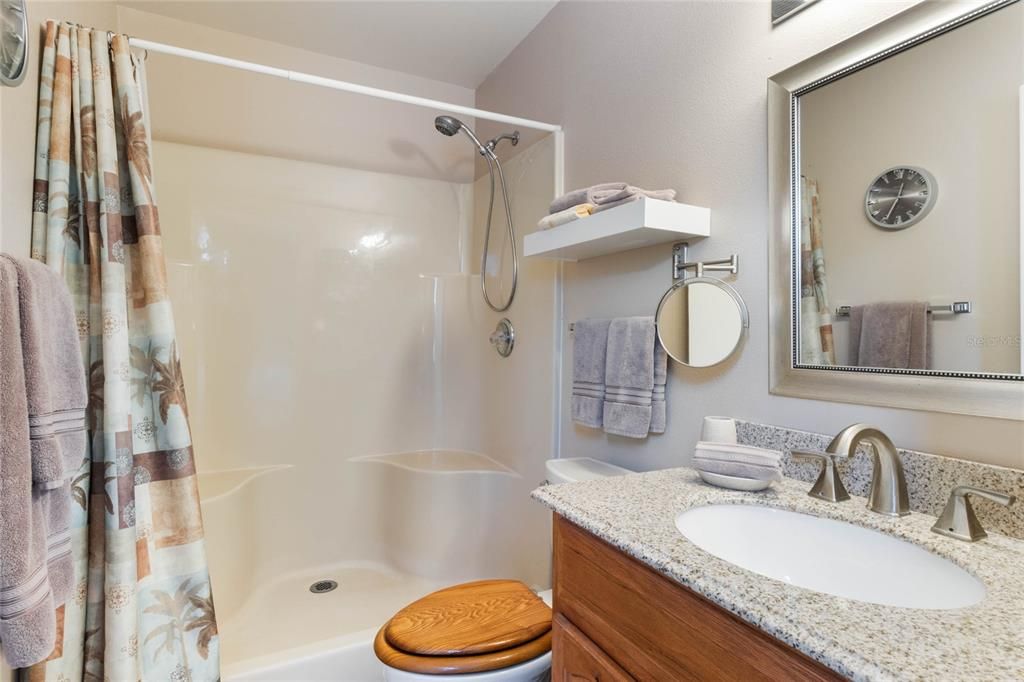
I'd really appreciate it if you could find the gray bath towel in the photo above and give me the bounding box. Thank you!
[572,318,612,428]
[0,257,59,668]
[603,317,656,439]
[549,183,677,214]
[3,255,82,609]
[1,255,87,490]
[848,302,930,370]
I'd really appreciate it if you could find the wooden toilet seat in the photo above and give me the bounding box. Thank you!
[374,579,552,675]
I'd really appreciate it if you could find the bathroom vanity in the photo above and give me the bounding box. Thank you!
[535,469,1024,681]
[550,516,839,680]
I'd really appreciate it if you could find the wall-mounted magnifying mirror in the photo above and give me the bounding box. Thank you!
[0,0,28,87]
[656,277,749,368]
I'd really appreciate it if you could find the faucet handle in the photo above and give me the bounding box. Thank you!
[931,485,1016,542]
[791,450,850,503]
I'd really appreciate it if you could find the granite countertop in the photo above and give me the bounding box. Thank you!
[532,468,1024,682]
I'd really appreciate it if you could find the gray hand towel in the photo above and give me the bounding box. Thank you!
[1,255,87,491]
[603,317,656,439]
[0,257,60,668]
[650,342,667,434]
[848,301,930,370]
[572,318,612,428]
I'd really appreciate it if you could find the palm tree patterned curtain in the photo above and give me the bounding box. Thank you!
[25,22,219,681]
[799,177,835,365]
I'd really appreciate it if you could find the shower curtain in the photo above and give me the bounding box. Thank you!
[25,22,219,681]
[799,177,835,365]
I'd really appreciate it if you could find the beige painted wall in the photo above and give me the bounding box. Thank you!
[476,0,1024,470]
[1,1,118,258]
[801,3,1021,373]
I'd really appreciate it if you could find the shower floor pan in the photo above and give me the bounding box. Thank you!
[222,561,449,680]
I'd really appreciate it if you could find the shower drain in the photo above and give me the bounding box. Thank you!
[309,580,338,594]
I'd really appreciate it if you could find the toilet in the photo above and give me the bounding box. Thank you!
[374,458,632,681]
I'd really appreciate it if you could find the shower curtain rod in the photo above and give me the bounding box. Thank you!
[121,36,563,133]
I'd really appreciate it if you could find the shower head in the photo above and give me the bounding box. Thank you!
[434,115,489,156]
[434,115,462,136]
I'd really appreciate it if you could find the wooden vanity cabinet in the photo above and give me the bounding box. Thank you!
[551,515,844,682]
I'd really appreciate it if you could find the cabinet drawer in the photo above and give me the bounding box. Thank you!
[552,614,633,682]
[553,515,842,681]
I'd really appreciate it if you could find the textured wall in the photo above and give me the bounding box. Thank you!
[476,0,1024,470]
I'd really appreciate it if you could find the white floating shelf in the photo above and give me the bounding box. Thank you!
[524,197,710,261]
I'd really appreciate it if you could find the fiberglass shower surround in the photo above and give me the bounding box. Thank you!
[124,36,564,311]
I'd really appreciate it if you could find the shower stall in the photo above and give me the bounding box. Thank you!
[150,51,564,678]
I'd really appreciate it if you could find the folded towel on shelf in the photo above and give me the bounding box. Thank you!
[0,257,60,668]
[549,183,678,214]
[572,318,612,428]
[692,442,783,481]
[848,301,930,370]
[603,317,657,439]
[537,203,595,231]
[590,189,678,214]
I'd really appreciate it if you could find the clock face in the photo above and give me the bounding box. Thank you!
[864,166,936,230]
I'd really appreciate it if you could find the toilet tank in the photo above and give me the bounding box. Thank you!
[544,457,634,485]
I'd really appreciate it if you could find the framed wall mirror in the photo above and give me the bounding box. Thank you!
[768,0,1024,419]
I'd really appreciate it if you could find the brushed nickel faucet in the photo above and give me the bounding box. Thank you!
[796,424,911,516]
[828,424,910,516]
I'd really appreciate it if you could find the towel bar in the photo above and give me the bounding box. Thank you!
[834,302,971,318]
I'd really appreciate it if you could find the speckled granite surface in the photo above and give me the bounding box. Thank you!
[533,470,1024,682]
[735,421,1024,540]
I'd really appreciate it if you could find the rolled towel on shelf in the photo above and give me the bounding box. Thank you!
[549,183,678,214]
[537,203,595,231]
[692,442,783,481]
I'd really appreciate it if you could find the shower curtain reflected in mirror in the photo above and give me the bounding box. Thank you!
[25,21,219,681]
[800,176,835,365]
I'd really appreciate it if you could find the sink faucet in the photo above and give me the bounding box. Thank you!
[826,424,910,517]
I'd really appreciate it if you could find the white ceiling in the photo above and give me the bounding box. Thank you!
[119,0,559,87]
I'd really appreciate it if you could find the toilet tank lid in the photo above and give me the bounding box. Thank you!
[544,457,634,485]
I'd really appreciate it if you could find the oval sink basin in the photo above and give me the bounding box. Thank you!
[676,504,985,610]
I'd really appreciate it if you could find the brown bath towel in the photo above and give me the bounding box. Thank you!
[848,301,930,370]
[0,257,59,668]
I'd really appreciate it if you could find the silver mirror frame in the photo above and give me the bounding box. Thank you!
[768,0,1024,421]
[656,276,749,368]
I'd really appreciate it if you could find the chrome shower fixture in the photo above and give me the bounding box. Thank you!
[433,114,519,313]
[434,116,520,158]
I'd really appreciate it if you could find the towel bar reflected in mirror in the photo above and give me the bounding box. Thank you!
[834,302,972,318]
